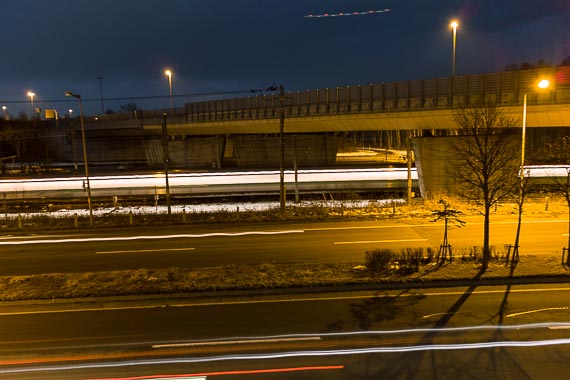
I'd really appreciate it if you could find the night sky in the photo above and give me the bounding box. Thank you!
[1,0,569,115]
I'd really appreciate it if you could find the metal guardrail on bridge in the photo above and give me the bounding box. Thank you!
[184,66,570,123]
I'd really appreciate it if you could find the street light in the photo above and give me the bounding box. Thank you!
[164,69,174,114]
[512,78,552,262]
[521,79,550,168]
[1,106,6,120]
[69,109,73,118]
[27,91,36,125]
[64,91,94,226]
[450,20,459,77]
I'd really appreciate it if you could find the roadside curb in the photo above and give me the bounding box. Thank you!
[1,273,568,313]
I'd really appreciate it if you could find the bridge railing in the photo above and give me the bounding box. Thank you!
[185,66,570,123]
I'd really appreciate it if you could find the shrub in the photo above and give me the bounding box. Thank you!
[365,249,394,273]
[365,247,433,274]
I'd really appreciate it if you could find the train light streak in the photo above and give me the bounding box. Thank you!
[0,168,416,198]
[305,9,391,18]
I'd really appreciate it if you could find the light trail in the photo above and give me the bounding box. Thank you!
[146,322,570,344]
[0,168,416,194]
[152,336,322,349]
[2,338,570,375]
[0,165,563,199]
[305,9,391,18]
[86,366,344,380]
[0,230,305,246]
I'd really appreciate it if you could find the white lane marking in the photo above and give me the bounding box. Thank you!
[0,230,304,245]
[2,287,570,316]
[96,248,196,255]
[334,238,428,245]
[506,307,569,318]
[152,336,321,349]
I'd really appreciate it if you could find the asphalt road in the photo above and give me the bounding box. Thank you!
[0,284,569,379]
[0,217,567,275]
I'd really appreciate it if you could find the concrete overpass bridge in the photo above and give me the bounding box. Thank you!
[4,66,570,172]
[146,65,570,136]
[119,65,569,169]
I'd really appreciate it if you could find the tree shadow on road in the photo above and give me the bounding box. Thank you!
[366,267,488,379]
[324,290,426,332]
[368,263,549,379]
[484,264,533,379]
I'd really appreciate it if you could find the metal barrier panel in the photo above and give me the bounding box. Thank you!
[177,66,567,122]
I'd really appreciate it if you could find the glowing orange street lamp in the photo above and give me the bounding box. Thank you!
[164,69,174,114]
[450,20,459,77]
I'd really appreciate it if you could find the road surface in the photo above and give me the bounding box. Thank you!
[0,217,567,275]
[0,284,569,379]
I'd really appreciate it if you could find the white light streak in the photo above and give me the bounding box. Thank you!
[0,168,416,195]
[152,336,321,349]
[0,230,305,246]
[3,338,570,375]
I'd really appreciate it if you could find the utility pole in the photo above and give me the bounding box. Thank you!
[293,134,299,203]
[250,85,286,213]
[279,85,286,213]
[64,91,94,225]
[98,77,105,114]
[162,112,172,216]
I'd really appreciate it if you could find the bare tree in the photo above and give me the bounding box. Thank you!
[447,104,520,271]
[431,199,465,264]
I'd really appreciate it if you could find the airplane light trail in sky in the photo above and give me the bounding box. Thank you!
[305,9,391,18]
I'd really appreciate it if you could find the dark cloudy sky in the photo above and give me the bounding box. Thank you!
[1,0,569,115]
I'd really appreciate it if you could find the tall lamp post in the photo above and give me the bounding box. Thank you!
[511,78,551,263]
[278,85,286,213]
[27,91,36,126]
[164,69,174,115]
[161,112,172,216]
[1,106,6,120]
[521,79,550,168]
[450,20,459,77]
[64,91,94,226]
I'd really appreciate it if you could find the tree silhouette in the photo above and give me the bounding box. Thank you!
[431,199,465,264]
[447,104,520,271]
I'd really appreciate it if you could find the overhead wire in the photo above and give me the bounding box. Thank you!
[0,89,257,105]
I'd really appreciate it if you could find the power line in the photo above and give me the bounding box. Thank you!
[0,89,255,105]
